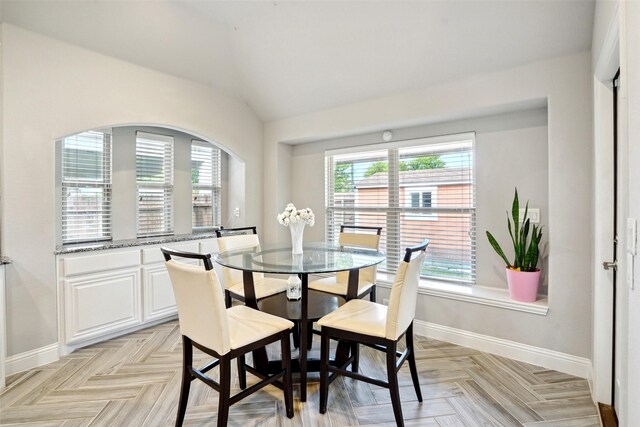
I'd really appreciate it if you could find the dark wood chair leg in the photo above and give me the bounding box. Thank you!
[406,323,422,402]
[280,331,294,418]
[319,331,331,414]
[237,354,247,390]
[217,356,232,427]
[292,322,301,349]
[175,336,193,427]
[224,290,232,308]
[370,285,376,302]
[386,341,404,427]
[351,341,359,373]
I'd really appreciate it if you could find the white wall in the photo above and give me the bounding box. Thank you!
[0,24,264,356]
[291,107,549,291]
[621,1,640,424]
[265,52,593,358]
[0,22,3,254]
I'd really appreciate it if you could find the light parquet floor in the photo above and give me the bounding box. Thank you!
[0,321,600,426]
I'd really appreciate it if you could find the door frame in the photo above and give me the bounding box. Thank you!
[592,4,620,405]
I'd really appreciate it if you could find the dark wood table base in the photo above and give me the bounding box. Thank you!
[254,286,350,401]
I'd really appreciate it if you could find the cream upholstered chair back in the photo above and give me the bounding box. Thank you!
[385,248,426,340]
[336,232,381,284]
[165,259,231,355]
[216,234,265,290]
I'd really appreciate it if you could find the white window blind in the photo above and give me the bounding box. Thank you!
[61,131,112,243]
[191,141,221,229]
[136,132,174,237]
[325,133,476,283]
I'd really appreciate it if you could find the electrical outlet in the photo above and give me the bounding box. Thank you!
[234,207,240,218]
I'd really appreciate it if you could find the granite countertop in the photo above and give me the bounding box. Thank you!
[55,232,219,255]
[0,255,11,265]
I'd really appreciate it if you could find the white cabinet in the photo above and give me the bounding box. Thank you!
[64,267,141,344]
[142,264,178,322]
[57,238,217,354]
[141,241,199,322]
[59,249,141,349]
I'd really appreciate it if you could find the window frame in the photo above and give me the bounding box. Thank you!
[191,140,222,231]
[325,132,476,284]
[136,131,175,238]
[60,130,112,244]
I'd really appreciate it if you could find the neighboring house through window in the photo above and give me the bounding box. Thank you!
[326,133,475,283]
[60,130,112,243]
[405,186,437,220]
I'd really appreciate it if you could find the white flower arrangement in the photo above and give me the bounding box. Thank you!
[277,203,315,227]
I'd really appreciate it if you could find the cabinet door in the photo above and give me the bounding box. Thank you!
[142,259,198,322]
[64,268,141,344]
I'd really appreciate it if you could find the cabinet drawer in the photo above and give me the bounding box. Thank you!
[63,250,140,277]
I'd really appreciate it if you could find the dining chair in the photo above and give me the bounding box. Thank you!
[215,226,288,308]
[161,247,294,427]
[309,224,382,301]
[317,240,429,427]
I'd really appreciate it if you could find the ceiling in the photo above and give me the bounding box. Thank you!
[0,0,595,122]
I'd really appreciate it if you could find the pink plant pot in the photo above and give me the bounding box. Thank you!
[505,268,541,302]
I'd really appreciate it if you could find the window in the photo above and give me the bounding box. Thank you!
[411,191,432,208]
[326,133,475,284]
[136,132,174,237]
[60,131,112,243]
[405,187,437,220]
[191,141,221,229]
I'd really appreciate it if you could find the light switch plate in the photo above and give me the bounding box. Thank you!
[520,208,540,224]
[627,218,637,256]
[628,253,634,290]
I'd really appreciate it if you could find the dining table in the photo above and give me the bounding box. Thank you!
[213,241,385,401]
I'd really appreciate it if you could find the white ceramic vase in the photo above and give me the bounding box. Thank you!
[289,221,306,255]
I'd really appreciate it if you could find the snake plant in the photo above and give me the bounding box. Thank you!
[486,189,542,272]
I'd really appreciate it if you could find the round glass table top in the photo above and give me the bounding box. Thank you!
[213,242,385,275]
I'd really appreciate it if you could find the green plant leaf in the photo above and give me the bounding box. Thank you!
[486,231,511,267]
[522,218,531,265]
[512,188,520,249]
[524,225,539,271]
[535,226,543,270]
[507,213,519,266]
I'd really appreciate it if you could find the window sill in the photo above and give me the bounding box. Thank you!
[375,274,549,316]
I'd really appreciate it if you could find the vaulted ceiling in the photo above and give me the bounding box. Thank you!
[0,0,595,121]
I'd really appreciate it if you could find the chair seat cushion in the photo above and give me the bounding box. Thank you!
[227,306,294,350]
[308,276,374,296]
[317,299,387,338]
[229,277,288,300]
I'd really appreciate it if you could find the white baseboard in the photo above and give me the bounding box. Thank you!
[5,343,59,376]
[414,320,591,379]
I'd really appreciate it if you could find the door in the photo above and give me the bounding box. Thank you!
[600,69,622,425]
[612,69,621,416]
